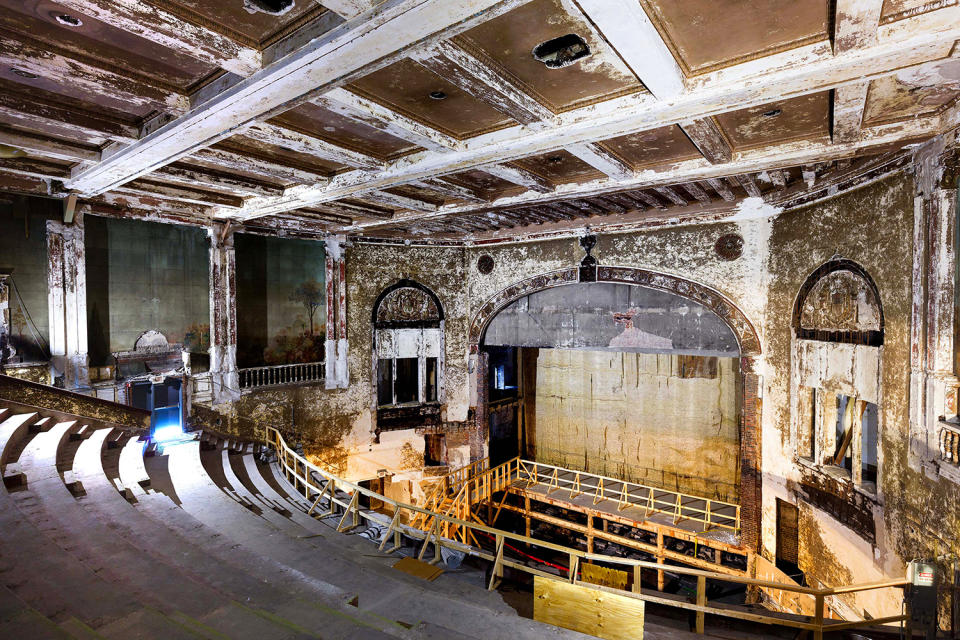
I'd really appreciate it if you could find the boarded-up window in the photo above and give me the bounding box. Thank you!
[798,387,817,461]
[776,499,800,568]
[861,401,879,490]
[832,395,855,474]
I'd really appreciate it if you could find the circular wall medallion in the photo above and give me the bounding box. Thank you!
[715,233,744,261]
[477,254,495,274]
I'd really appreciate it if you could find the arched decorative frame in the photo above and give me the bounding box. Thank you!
[372,279,446,434]
[791,259,884,346]
[467,265,764,551]
[468,266,761,356]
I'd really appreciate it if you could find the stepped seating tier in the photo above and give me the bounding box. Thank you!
[0,399,609,640]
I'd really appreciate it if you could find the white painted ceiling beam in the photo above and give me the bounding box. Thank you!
[358,190,438,212]
[65,0,534,195]
[833,0,884,54]
[410,178,486,202]
[314,88,460,151]
[152,164,284,198]
[574,0,685,100]
[478,163,554,193]
[833,81,870,143]
[224,8,960,219]
[410,40,555,125]
[52,0,261,76]
[679,118,733,164]
[241,122,383,170]
[322,0,381,19]
[0,130,100,163]
[189,148,328,186]
[566,142,634,180]
[345,115,940,230]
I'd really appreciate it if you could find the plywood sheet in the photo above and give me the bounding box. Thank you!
[393,556,444,581]
[754,555,816,617]
[581,564,629,591]
[533,576,644,640]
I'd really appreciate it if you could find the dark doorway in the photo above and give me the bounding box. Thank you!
[776,499,803,581]
[486,346,519,466]
[424,433,445,466]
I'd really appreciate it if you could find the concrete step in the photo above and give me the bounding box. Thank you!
[76,434,409,639]
[95,607,207,640]
[0,412,41,473]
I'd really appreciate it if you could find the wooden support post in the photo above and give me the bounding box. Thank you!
[321,480,337,517]
[813,594,824,640]
[657,530,665,591]
[696,575,706,634]
[488,534,504,591]
[633,564,642,593]
[587,515,594,556]
[569,554,579,584]
[524,495,531,538]
[307,483,327,515]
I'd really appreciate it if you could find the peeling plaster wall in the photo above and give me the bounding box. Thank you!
[764,173,918,618]
[534,350,741,501]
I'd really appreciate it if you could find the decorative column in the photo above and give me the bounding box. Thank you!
[739,356,763,553]
[325,235,348,389]
[909,137,959,474]
[208,224,238,403]
[46,218,89,389]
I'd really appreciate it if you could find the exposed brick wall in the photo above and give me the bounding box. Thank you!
[740,363,762,551]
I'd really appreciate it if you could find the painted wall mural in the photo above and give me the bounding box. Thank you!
[85,216,210,365]
[235,233,326,368]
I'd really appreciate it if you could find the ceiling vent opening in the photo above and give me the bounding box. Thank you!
[55,14,83,27]
[243,0,295,15]
[533,33,591,69]
[10,68,39,79]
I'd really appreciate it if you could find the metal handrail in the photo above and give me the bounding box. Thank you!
[238,361,324,389]
[267,426,908,639]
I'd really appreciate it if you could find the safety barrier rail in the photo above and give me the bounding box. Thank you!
[238,361,324,389]
[268,427,908,639]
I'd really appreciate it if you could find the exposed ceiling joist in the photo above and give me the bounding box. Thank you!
[358,190,437,212]
[410,40,555,125]
[190,147,327,185]
[119,180,243,208]
[153,164,284,198]
[736,174,762,198]
[0,88,138,145]
[0,129,100,163]
[51,0,261,76]
[682,182,711,203]
[833,82,870,143]
[654,186,687,206]
[566,142,634,180]
[834,0,884,54]
[65,0,534,195]
[410,178,486,202]
[705,178,735,201]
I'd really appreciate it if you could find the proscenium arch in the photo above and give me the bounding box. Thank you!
[791,258,884,346]
[468,266,761,356]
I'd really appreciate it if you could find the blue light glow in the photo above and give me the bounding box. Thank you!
[153,423,184,443]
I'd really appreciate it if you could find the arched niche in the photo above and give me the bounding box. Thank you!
[792,259,883,346]
[372,279,445,432]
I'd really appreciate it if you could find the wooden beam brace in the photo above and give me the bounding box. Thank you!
[834,0,884,54]
[0,33,189,115]
[479,164,553,193]
[242,122,383,170]
[567,142,634,180]
[52,0,261,76]
[654,186,687,206]
[315,88,459,151]
[574,0,685,99]
[832,82,870,143]
[680,118,733,164]
[66,0,533,195]
[410,40,555,125]
[769,170,787,190]
[705,178,735,201]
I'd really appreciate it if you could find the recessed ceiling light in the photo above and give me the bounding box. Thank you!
[533,33,591,69]
[429,90,447,100]
[10,68,38,79]
[55,14,83,27]
[763,108,782,118]
[547,155,564,164]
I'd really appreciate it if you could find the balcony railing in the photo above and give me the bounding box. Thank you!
[940,420,960,464]
[238,361,324,390]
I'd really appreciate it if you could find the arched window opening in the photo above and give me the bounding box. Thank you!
[793,259,883,346]
[373,280,444,432]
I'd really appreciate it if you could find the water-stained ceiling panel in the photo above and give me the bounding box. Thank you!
[598,125,702,170]
[714,92,831,151]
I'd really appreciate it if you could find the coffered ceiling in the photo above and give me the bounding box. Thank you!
[0,0,957,242]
